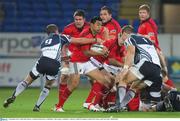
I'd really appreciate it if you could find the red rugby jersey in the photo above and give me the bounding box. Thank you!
[138,18,160,50]
[94,39,126,64]
[103,18,121,40]
[108,42,126,64]
[62,22,90,52]
[70,26,107,62]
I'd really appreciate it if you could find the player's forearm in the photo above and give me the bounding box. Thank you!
[124,46,135,68]
[157,49,168,75]
[108,58,123,67]
[102,27,110,40]
[83,50,103,56]
[158,50,167,68]
[124,54,133,68]
[71,38,96,44]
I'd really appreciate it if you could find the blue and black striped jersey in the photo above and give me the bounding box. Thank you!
[41,33,71,61]
[124,34,160,66]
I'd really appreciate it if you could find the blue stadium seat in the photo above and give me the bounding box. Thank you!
[132,19,140,33]
[88,12,98,18]
[61,4,75,11]
[133,19,140,26]
[76,0,91,10]
[46,18,59,25]
[30,18,47,26]
[16,18,33,32]
[118,19,129,27]
[30,18,47,32]
[18,3,32,9]
[19,11,35,18]
[17,0,32,3]
[3,18,17,25]
[47,3,61,13]
[1,0,121,32]
[49,10,63,18]
[76,3,88,10]
[45,0,59,3]
[63,18,73,25]
[32,3,46,11]
[76,0,91,3]
[62,0,76,4]
[58,21,68,29]
[33,0,46,3]
[3,3,16,18]
[31,25,44,32]
[91,2,103,11]
[18,25,32,32]
[34,11,49,18]
[3,24,17,32]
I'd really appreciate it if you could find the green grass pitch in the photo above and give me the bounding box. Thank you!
[0,87,180,118]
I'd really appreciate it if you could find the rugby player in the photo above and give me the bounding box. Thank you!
[55,9,90,110]
[106,25,162,112]
[54,16,110,112]
[3,24,102,111]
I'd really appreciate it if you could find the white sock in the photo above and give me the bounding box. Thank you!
[13,81,28,97]
[35,87,50,107]
[118,86,126,105]
[120,89,135,108]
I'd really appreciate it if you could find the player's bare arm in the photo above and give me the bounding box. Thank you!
[156,48,168,75]
[83,46,109,57]
[102,27,110,40]
[71,37,104,44]
[115,45,135,84]
[108,58,124,67]
[124,45,135,69]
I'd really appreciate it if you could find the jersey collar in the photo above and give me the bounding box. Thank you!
[103,18,112,26]
[140,17,151,24]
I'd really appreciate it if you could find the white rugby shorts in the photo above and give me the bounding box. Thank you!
[69,61,97,74]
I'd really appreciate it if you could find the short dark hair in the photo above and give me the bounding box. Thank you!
[46,24,58,34]
[100,6,112,14]
[139,4,150,13]
[122,25,134,34]
[90,16,102,24]
[73,9,85,18]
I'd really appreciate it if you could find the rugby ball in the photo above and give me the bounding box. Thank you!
[90,44,104,53]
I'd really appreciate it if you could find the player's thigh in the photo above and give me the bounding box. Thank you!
[86,68,110,84]
[125,70,140,84]
[69,62,86,74]
[103,63,122,75]
[132,81,147,90]
[101,69,115,85]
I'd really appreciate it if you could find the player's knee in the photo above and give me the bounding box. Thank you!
[104,75,112,84]
[44,85,51,90]
[118,77,127,85]
[71,80,79,88]
[29,71,39,80]
[45,80,54,88]
[61,76,68,83]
